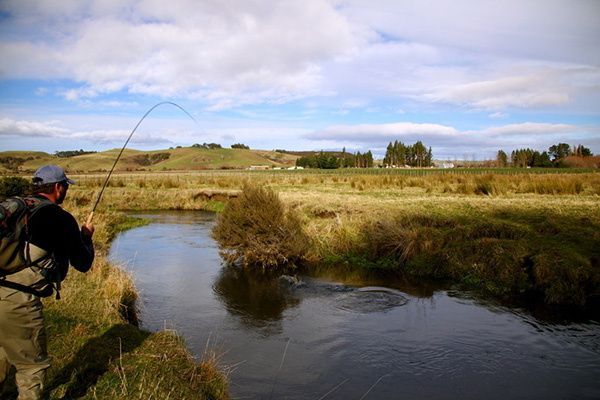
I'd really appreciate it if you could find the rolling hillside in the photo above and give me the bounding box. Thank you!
[0,147,299,174]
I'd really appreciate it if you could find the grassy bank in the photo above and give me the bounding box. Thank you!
[308,203,599,305]
[36,206,229,399]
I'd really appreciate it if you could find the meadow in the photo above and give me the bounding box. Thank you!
[66,168,600,306]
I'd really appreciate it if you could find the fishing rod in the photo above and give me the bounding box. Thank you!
[86,101,198,225]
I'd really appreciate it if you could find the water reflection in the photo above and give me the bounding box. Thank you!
[212,266,301,330]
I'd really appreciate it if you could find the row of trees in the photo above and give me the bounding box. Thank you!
[55,149,96,158]
[497,143,593,168]
[383,140,433,167]
[191,143,222,149]
[296,149,374,169]
[188,143,251,150]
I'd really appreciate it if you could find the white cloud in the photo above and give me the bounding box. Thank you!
[0,0,356,108]
[0,118,70,137]
[305,122,459,143]
[340,0,600,65]
[0,117,171,145]
[1,0,598,114]
[489,112,507,119]
[472,123,576,137]
[424,73,570,110]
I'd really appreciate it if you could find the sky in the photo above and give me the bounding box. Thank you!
[0,0,599,160]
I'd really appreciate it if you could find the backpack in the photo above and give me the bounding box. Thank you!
[0,196,58,297]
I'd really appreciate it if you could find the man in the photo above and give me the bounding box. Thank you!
[0,165,94,400]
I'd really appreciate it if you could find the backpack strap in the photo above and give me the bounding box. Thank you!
[22,196,56,266]
[0,279,53,298]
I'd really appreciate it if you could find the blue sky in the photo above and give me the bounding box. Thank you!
[0,0,599,159]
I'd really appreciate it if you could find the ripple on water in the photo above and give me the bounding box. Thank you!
[335,286,409,314]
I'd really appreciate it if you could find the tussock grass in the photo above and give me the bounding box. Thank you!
[319,207,600,305]
[212,185,311,270]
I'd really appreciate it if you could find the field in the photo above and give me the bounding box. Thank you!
[62,168,600,306]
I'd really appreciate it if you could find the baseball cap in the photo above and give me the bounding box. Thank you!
[32,165,76,185]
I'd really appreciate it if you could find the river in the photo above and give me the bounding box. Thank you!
[108,211,600,399]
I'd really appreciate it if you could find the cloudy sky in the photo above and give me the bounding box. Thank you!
[0,0,599,159]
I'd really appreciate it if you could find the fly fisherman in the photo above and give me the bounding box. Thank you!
[0,165,94,400]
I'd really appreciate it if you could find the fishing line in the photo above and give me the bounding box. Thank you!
[86,101,197,224]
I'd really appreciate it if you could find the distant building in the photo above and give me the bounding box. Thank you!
[248,165,270,170]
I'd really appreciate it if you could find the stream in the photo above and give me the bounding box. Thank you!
[108,211,600,400]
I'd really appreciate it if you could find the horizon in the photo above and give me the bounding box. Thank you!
[1,1,599,159]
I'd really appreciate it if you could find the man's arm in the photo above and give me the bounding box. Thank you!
[63,211,95,272]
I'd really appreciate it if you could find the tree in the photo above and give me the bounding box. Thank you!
[231,143,250,149]
[511,148,535,167]
[192,142,222,149]
[548,143,571,161]
[383,140,432,167]
[532,151,552,167]
[573,144,593,157]
[496,150,508,167]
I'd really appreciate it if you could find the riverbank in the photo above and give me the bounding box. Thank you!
[302,198,600,306]
[39,209,228,399]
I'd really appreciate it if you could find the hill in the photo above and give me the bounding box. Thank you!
[0,147,299,174]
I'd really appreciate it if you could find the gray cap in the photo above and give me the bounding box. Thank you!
[32,165,76,185]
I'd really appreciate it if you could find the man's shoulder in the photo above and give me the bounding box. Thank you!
[28,197,76,224]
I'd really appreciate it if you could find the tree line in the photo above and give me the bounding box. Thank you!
[55,149,97,158]
[296,148,374,169]
[497,143,593,168]
[383,140,433,167]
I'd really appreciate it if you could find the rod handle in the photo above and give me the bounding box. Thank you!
[86,211,94,226]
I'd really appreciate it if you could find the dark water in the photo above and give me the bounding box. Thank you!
[108,211,600,400]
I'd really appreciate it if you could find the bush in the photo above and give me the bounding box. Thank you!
[0,176,31,200]
[212,184,310,270]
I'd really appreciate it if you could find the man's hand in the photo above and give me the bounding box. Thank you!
[81,222,95,238]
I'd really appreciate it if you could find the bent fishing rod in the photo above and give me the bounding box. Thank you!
[86,101,197,225]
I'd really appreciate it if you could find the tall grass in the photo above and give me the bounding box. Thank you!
[318,208,600,305]
[212,185,311,270]
[71,170,600,197]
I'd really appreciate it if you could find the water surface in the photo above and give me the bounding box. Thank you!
[109,211,600,399]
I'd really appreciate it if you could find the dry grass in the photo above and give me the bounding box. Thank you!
[212,184,311,270]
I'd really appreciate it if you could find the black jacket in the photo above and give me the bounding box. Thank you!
[28,195,94,281]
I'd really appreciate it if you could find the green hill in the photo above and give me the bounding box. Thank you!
[0,147,299,174]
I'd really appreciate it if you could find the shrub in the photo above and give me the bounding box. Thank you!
[212,184,311,270]
[0,176,31,200]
